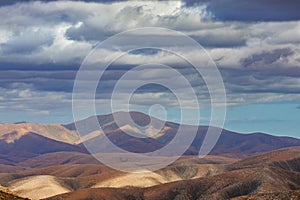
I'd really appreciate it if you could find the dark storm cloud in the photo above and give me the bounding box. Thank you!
[0,70,76,92]
[190,33,246,48]
[0,63,80,71]
[183,0,300,21]
[0,70,76,80]
[0,58,205,97]
[220,66,300,96]
[0,0,31,6]
[206,0,300,21]
[0,0,126,6]
[66,25,247,48]
[241,48,294,68]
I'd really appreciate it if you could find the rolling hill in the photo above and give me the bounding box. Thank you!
[0,153,228,199]
[0,148,297,199]
[45,147,300,200]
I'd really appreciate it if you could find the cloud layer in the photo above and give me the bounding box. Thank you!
[0,0,299,123]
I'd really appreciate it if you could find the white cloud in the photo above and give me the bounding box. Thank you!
[0,0,299,120]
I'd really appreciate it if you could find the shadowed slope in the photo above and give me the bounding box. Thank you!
[0,132,87,163]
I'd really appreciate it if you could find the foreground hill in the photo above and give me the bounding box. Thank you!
[47,166,300,200]
[0,147,299,199]
[0,152,229,199]
[45,147,300,200]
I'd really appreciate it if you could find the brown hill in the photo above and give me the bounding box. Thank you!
[45,165,300,200]
[0,152,231,199]
[45,147,300,200]
[0,161,225,198]
[228,147,300,172]
[142,166,300,200]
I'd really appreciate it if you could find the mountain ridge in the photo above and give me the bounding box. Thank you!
[1,111,300,162]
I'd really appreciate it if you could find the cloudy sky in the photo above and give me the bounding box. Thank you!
[0,0,300,138]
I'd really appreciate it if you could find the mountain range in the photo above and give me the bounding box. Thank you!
[0,111,300,199]
[0,111,300,164]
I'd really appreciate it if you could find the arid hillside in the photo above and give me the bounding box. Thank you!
[44,147,300,200]
[0,151,230,199]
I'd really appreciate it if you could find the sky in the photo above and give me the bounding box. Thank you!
[0,0,300,138]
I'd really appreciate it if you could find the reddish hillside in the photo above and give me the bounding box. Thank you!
[45,148,300,200]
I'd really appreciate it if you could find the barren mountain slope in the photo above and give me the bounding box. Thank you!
[45,147,300,200]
